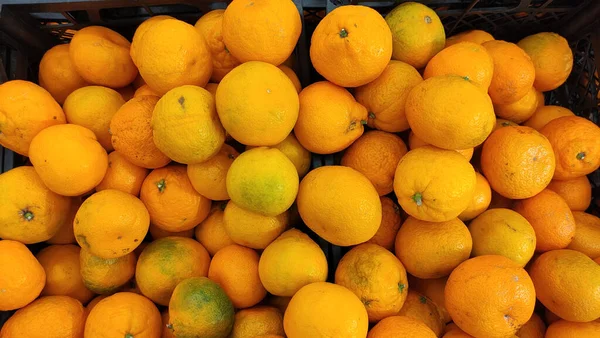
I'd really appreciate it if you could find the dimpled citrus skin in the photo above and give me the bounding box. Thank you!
[310,5,392,87]
[528,249,600,322]
[335,243,409,322]
[47,197,80,245]
[480,125,555,199]
[408,131,474,161]
[130,15,173,65]
[0,80,66,156]
[445,255,536,338]
[295,81,368,154]
[79,248,136,294]
[547,176,592,211]
[523,105,574,130]
[393,147,476,222]
[518,32,573,92]
[395,217,472,279]
[222,0,301,66]
[226,147,299,217]
[545,320,600,338]
[63,85,125,151]
[366,197,403,250]
[385,2,445,69]
[152,85,225,164]
[424,41,494,90]
[540,115,600,180]
[223,201,288,250]
[408,276,451,324]
[248,133,312,178]
[133,18,212,95]
[134,84,160,98]
[231,306,284,338]
[278,65,302,93]
[216,61,299,146]
[405,75,495,150]
[355,60,422,133]
[96,151,149,196]
[494,86,544,124]
[0,166,71,244]
[29,124,108,197]
[69,26,137,88]
[458,172,492,221]
[284,282,369,338]
[0,295,85,338]
[0,240,46,311]
[110,95,171,169]
[297,166,382,246]
[368,315,437,338]
[38,44,89,104]
[188,144,239,201]
[74,189,149,259]
[397,291,446,336]
[445,29,494,47]
[468,208,536,267]
[517,313,546,338]
[140,165,211,232]
[567,211,600,258]
[195,204,235,256]
[194,9,240,82]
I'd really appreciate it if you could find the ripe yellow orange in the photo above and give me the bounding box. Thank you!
[517,313,546,338]
[195,203,235,256]
[133,84,160,98]
[130,15,173,65]
[518,32,573,92]
[96,151,149,196]
[231,306,285,338]
[567,211,600,258]
[366,197,403,250]
[0,240,46,311]
[494,86,544,123]
[278,65,302,93]
[545,320,600,338]
[223,201,288,250]
[458,172,492,221]
[408,131,474,160]
[148,223,194,240]
[523,105,574,131]
[187,144,238,201]
[547,176,592,211]
[38,44,89,104]
[47,197,80,245]
[408,276,451,324]
[446,29,494,47]
[79,247,136,294]
[368,315,437,338]
[397,290,446,336]
[248,133,312,178]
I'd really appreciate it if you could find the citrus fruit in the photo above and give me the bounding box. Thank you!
[134,84,160,98]
[368,315,437,338]
[231,306,285,338]
[397,290,446,336]
[187,143,239,201]
[494,86,544,123]
[195,203,235,256]
[458,172,492,221]
[130,15,173,65]
[567,211,600,258]
[47,197,81,245]
[408,131,474,160]
[545,320,600,338]
[523,105,574,130]
[148,223,195,240]
[248,133,311,178]
[546,176,592,211]
[79,247,136,294]
[96,151,149,196]
[38,44,89,104]
[223,201,289,250]
[517,313,546,338]
[278,65,302,93]
[0,240,45,311]
[366,197,403,250]
[445,29,494,47]
[408,276,451,323]
[518,32,573,92]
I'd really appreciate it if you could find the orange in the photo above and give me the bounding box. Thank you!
[222,0,301,66]
[152,85,225,164]
[134,84,160,98]
[0,80,65,156]
[226,147,298,216]
[545,309,561,326]
[259,229,328,297]
[149,223,194,240]
[408,131,474,160]
[161,311,176,338]
[492,118,518,132]
[187,143,239,201]
[63,86,125,150]
[480,125,555,199]
[445,255,536,338]
[223,201,289,249]
[547,176,592,211]
[266,295,292,314]
[117,85,135,101]
[130,15,173,65]
[194,9,240,82]
[386,2,445,69]
[231,306,285,338]
[335,243,408,322]
[528,249,600,322]
[136,237,210,306]
[168,277,234,338]
[247,133,312,178]
[494,86,544,123]
[36,245,94,304]
[140,165,211,232]
[85,292,162,338]
[393,147,476,222]
[545,320,600,338]
[424,41,494,90]
[195,203,235,256]
[405,75,495,150]
[367,197,403,250]
[79,247,136,294]
[523,105,574,131]
[38,44,89,104]
[397,291,446,336]
[0,166,71,244]
[458,172,492,221]
[468,208,536,267]
[482,40,535,104]
[0,240,45,311]
[216,61,299,146]
[110,95,171,169]
[518,32,573,92]
[132,18,212,95]
[408,276,451,323]
[29,124,108,196]
[284,282,369,338]
[513,189,575,252]
[0,295,85,338]
[368,316,437,338]
[278,65,302,93]
[208,244,266,308]
[446,30,494,47]
[295,81,368,154]
[341,131,407,196]
[69,26,137,88]
[298,166,381,246]
[567,211,600,258]
[442,324,475,338]
[355,60,422,132]
[205,82,219,96]
[395,216,472,278]
[310,5,392,87]
[541,115,600,180]
[47,197,81,245]
[517,313,546,338]
[96,151,149,196]
[74,189,149,258]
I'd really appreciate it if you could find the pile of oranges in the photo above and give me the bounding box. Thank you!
[0,0,599,337]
